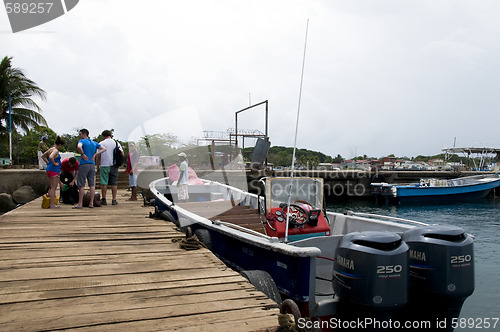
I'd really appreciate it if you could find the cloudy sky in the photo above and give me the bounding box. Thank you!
[2,0,500,159]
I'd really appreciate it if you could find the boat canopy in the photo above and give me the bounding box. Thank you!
[265,177,323,213]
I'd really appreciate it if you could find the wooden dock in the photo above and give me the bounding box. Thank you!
[0,190,279,331]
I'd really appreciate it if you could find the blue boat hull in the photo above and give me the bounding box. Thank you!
[396,179,500,204]
[193,225,314,303]
[398,189,492,204]
[372,176,500,205]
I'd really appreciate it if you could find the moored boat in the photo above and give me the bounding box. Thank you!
[150,175,475,330]
[371,173,500,205]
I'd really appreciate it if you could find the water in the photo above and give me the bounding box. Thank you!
[326,198,500,331]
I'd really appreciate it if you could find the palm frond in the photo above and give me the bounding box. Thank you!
[0,56,48,132]
[11,107,48,126]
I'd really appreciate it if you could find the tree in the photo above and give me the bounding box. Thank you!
[0,56,47,143]
[136,133,178,158]
[60,130,81,153]
[332,154,343,163]
[15,126,57,165]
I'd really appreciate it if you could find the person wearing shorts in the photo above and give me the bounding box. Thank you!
[38,135,49,170]
[176,152,189,202]
[97,130,123,205]
[74,129,106,209]
[42,136,65,208]
[126,142,139,201]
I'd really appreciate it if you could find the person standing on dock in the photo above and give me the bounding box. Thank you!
[74,129,106,209]
[38,135,49,170]
[97,130,124,206]
[176,152,189,202]
[41,136,65,208]
[126,142,139,201]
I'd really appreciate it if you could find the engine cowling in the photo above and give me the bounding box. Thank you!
[333,231,409,310]
[402,225,474,299]
[402,225,474,330]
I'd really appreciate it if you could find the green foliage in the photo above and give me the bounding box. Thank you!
[16,131,37,164]
[59,130,80,153]
[414,153,470,164]
[267,149,293,166]
[0,135,6,157]
[134,133,212,167]
[414,153,444,162]
[136,133,178,158]
[4,125,209,166]
[0,56,47,137]
[89,129,129,156]
[332,154,343,163]
[3,119,483,169]
[242,146,337,168]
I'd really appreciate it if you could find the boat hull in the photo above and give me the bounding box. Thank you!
[150,177,475,328]
[397,179,500,204]
[372,176,500,205]
[196,225,314,303]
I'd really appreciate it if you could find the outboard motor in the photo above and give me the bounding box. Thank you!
[333,231,409,327]
[402,225,474,331]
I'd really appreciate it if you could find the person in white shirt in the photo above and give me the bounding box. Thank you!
[176,152,189,202]
[97,130,124,205]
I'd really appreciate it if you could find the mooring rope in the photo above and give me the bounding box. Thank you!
[171,233,206,250]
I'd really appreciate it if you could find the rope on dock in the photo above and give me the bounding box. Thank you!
[277,313,295,331]
[276,299,300,331]
[275,299,320,332]
[172,234,206,250]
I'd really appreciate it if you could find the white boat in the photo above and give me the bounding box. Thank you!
[150,175,474,329]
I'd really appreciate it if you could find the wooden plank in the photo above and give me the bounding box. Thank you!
[0,238,175,248]
[0,297,277,331]
[70,308,277,332]
[0,276,251,304]
[0,282,264,316]
[0,189,279,331]
[0,249,201,264]
[0,254,234,282]
[0,254,196,270]
[0,268,240,297]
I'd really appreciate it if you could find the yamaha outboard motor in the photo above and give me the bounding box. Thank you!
[333,231,409,329]
[402,225,474,331]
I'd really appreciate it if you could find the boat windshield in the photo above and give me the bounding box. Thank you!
[265,177,323,212]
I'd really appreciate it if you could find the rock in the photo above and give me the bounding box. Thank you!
[0,193,16,213]
[12,186,38,204]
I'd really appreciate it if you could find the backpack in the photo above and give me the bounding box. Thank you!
[113,141,124,167]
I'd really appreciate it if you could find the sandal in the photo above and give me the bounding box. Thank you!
[73,205,82,209]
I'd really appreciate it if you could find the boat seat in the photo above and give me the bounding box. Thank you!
[177,200,242,219]
[209,207,266,235]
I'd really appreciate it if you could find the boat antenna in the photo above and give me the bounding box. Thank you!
[285,19,309,243]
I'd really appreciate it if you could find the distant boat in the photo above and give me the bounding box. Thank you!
[371,174,500,204]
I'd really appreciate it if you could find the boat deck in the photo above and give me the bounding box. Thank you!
[178,201,266,235]
[0,191,279,331]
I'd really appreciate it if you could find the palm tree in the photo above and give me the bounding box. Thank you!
[0,56,47,137]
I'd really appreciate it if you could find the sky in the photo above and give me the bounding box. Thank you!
[2,0,500,159]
